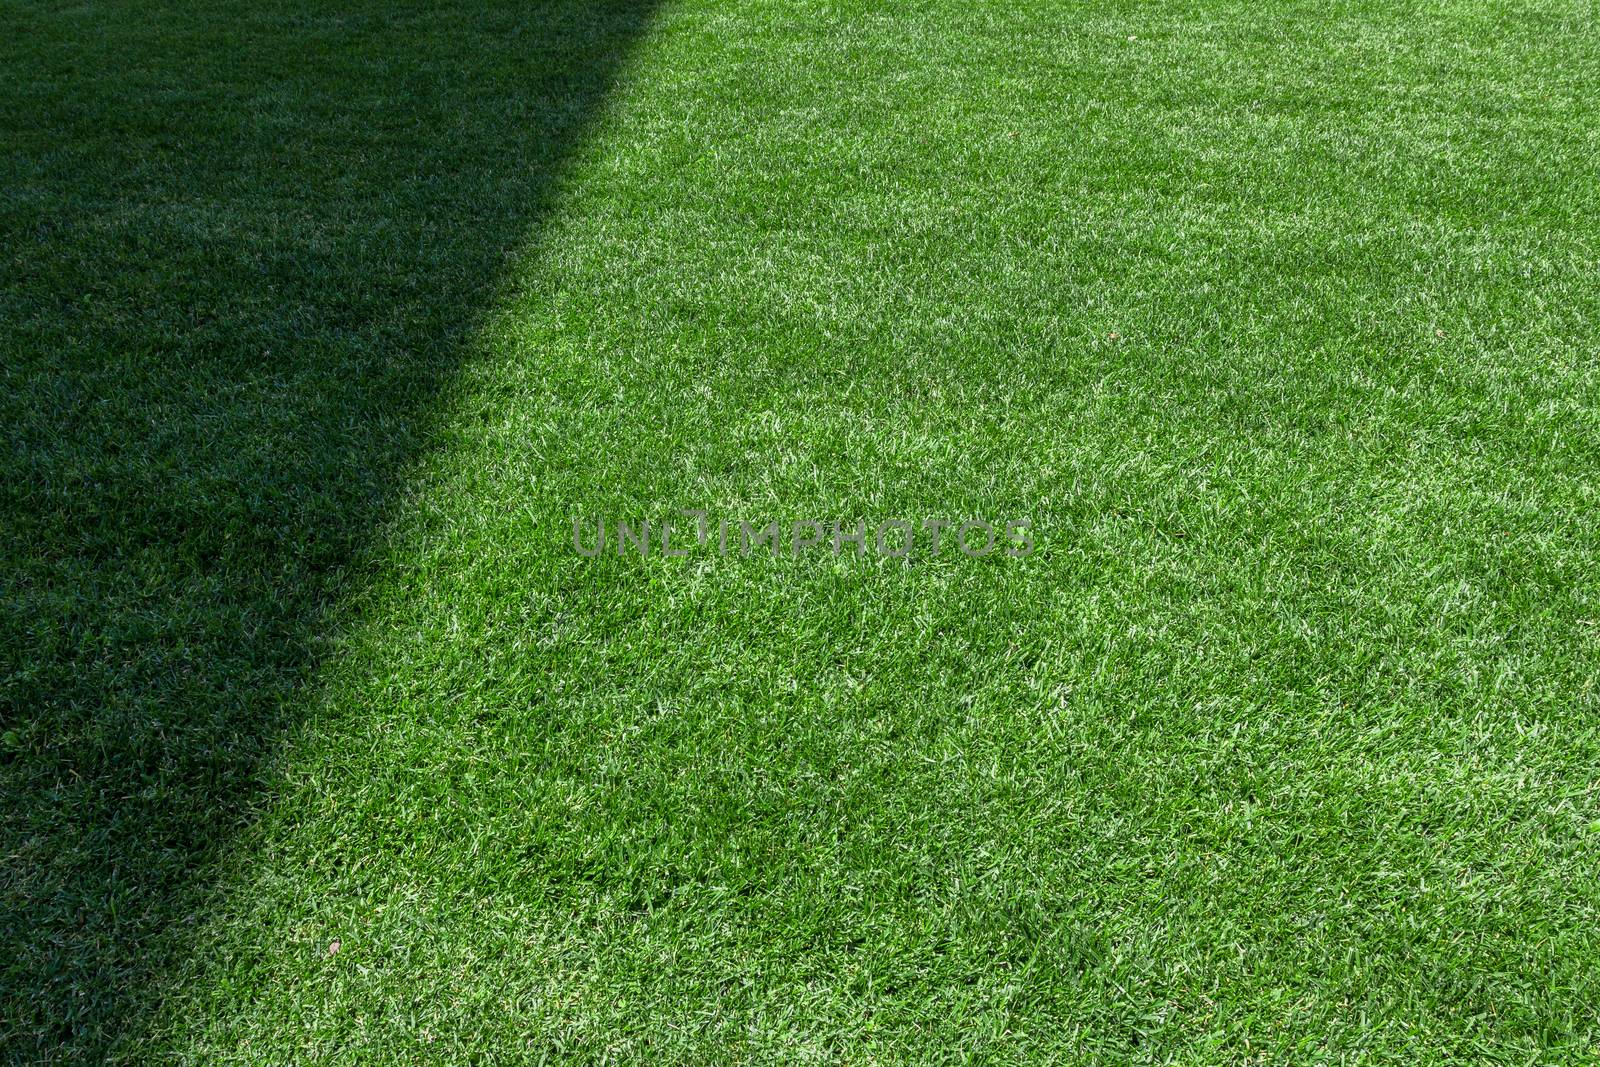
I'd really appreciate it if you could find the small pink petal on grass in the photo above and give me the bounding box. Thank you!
[327,940,341,956]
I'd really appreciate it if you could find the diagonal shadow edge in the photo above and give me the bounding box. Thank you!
[0,0,661,1058]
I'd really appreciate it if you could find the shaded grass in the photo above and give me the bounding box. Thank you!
[7,0,1600,1062]
[0,0,657,1058]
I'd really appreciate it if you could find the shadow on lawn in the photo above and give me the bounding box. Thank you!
[0,0,657,1056]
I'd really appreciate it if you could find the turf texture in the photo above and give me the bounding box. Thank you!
[2,0,1599,1061]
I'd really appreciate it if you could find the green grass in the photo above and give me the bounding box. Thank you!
[3,0,1599,1061]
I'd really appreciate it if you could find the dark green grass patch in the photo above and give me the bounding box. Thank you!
[1,0,657,1057]
[4,0,1600,1062]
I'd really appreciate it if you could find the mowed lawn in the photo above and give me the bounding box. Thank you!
[4,0,1600,1061]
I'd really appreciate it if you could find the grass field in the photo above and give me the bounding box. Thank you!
[3,0,1599,1061]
